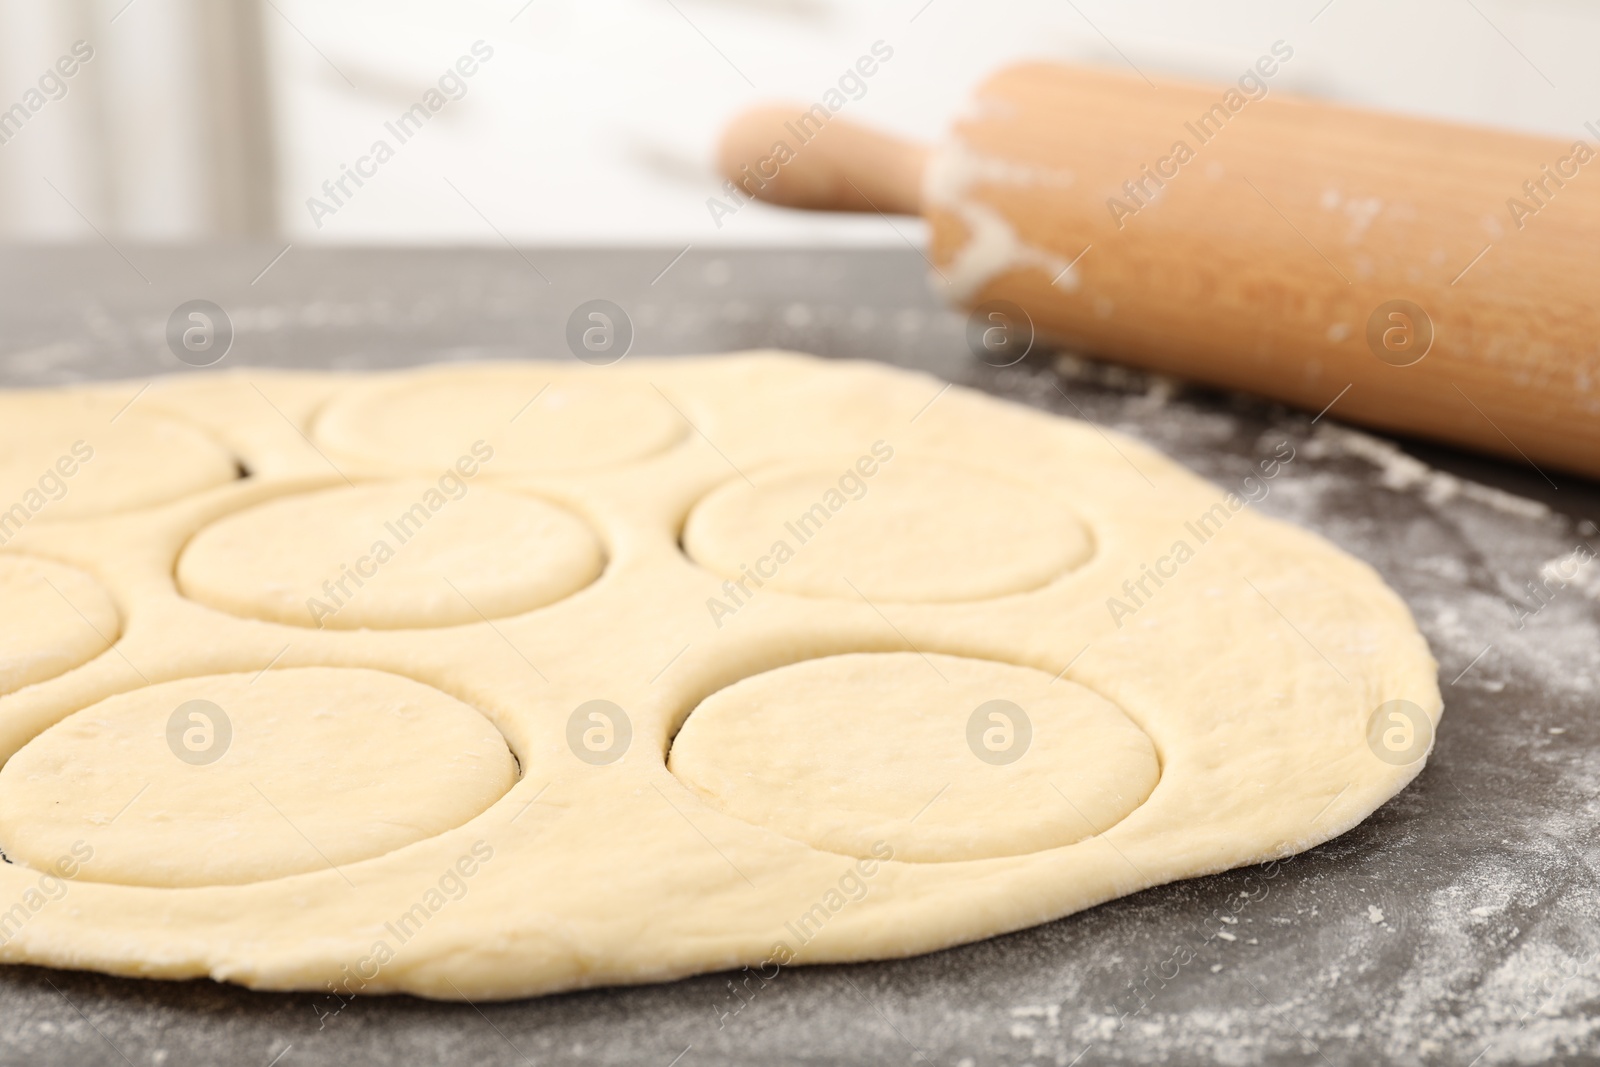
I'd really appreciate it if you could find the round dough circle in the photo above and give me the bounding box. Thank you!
[0,555,120,696]
[0,394,236,519]
[683,461,1093,601]
[177,482,604,629]
[669,652,1159,862]
[0,667,517,887]
[314,368,686,473]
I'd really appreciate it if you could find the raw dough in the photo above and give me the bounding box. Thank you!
[0,390,237,519]
[0,556,120,696]
[0,352,1440,1001]
[0,668,516,887]
[176,482,604,630]
[683,461,1093,601]
[313,365,686,473]
[669,652,1159,862]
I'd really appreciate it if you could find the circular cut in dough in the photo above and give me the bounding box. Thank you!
[669,652,1159,862]
[0,392,236,519]
[0,667,517,887]
[683,461,1093,601]
[313,366,686,473]
[0,555,120,696]
[177,482,604,629]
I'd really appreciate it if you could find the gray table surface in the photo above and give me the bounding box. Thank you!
[1,246,1597,1066]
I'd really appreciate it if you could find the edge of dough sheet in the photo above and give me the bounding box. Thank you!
[0,350,1442,1001]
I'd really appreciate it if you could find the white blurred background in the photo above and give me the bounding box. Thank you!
[0,0,1594,245]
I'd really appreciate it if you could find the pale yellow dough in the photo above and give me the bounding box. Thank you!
[0,390,236,518]
[0,352,1440,1001]
[0,668,516,887]
[0,556,120,696]
[313,366,686,473]
[669,652,1159,862]
[684,461,1093,601]
[176,482,604,630]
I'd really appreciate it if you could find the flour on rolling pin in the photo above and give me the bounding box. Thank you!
[922,139,1080,304]
[721,63,1600,479]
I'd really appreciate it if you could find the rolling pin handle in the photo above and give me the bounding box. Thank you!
[717,106,928,216]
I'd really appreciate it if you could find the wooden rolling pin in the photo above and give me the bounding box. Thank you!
[719,63,1600,482]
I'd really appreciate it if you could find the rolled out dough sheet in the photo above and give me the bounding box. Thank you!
[0,351,1439,1000]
